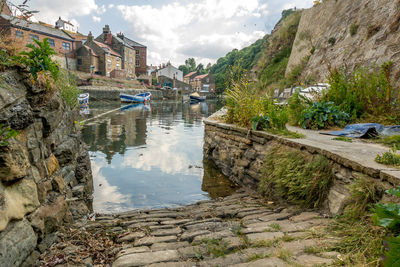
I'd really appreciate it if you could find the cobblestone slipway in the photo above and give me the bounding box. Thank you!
[39,189,340,267]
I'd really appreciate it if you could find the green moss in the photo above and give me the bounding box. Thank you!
[349,23,359,36]
[259,146,333,208]
[333,137,353,142]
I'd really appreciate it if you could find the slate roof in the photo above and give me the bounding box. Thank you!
[93,40,121,57]
[83,45,98,57]
[0,14,74,41]
[119,35,146,48]
[113,35,134,49]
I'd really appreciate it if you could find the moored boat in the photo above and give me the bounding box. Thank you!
[189,92,206,102]
[120,92,151,103]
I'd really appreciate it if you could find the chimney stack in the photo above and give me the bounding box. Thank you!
[87,32,94,43]
[102,25,112,45]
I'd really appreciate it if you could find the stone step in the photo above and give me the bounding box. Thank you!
[112,250,180,267]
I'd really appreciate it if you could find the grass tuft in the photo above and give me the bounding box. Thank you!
[333,136,353,142]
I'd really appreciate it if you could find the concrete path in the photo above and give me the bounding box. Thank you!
[38,190,340,266]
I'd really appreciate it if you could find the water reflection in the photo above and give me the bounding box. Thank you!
[82,100,237,213]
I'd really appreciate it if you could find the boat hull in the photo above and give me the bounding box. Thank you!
[120,92,151,103]
[189,95,206,102]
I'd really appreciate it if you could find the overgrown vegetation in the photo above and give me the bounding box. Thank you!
[350,23,359,36]
[259,146,333,208]
[323,62,400,123]
[0,124,19,147]
[299,101,350,129]
[56,70,81,108]
[378,134,400,148]
[375,147,400,166]
[333,136,353,142]
[14,38,59,82]
[372,186,400,266]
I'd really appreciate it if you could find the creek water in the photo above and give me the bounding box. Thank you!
[81,100,238,213]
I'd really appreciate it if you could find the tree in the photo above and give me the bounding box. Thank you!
[196,63,204,72]
[185,58,196,72]
[178,65,190,76]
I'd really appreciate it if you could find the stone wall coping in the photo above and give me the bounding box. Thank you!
[204,116,400,186]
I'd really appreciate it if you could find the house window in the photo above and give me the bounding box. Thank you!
[116,63,120,70]
[125,55,127,61]
[136,60,140,67]
[107,72,110,77]
[15,30,23,38]
[116,57,120,62]
[135,50,139,56]
[29,34,39,42]
[77,58,82,65]
[130,58,133,63]
[207,78,209,83]
[107,59,111,69]
[48,38,55,47]
[62,42,71,51]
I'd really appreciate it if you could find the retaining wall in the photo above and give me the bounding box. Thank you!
[203,113,400,216]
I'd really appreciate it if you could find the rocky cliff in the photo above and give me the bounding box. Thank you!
[286,0,400,83]
[0,67,93,266]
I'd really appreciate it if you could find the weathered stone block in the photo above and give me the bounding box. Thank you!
[0,219,37,267]
[0,178,40,231]
[0,141,30,182]
[45,154,59,177]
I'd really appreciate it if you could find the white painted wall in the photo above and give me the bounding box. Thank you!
[157,64,183,81]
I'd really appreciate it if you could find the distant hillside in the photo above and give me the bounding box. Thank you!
[210,9,302,93]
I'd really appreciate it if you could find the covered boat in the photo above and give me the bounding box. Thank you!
[120,92,151,103]
[189,92,206,102]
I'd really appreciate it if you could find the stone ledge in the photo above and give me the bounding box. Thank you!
[204,117,400,186]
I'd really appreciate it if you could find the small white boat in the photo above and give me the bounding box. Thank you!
[189,92,206,102]
[77,93,89,107]
[120,92,152,103]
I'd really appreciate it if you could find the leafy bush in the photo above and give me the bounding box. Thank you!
[15,38,59,82]
[259,146,333,208]
[379,134,400,148]
[56,70,81,108]
[287,90,312,126]
[299,101,350,129]
[250,115,269,131]
[225,70,263,128]
[0,124,19,147]
[328,37,336,46]
[373,186,400,266]
[375,147,400,165]
[325,62,399,123]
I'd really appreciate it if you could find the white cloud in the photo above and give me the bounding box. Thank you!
[108,4,114,9]
[28,0,98,24]
[97,5,106,15]
[92,16,101,23]
[117,0,269,66]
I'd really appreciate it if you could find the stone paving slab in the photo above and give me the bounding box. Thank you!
[37,191,342,266]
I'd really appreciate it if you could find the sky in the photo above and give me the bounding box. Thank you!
[11,0,314,66]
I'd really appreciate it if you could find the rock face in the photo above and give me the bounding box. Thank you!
[286,0,400,84]
[0,68,93,265]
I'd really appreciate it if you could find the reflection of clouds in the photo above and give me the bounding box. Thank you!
[91,157,132,213]
[121,124,202,175]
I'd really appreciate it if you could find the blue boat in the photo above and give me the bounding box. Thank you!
[120,103,151,111]
[120,92,151,103]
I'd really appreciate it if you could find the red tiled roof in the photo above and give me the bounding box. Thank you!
[184,71,197,78]
[93,41,121,57]
[83,45,98,57]
[194,74,208,80]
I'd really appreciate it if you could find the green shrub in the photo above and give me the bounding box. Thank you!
[287,90,312,126]
[299,101,350,129]
[333,136,353,142]
[350,23,359,36]
[325,62,399,123]
[250,115,270,130]
[56,70,81,108]
[375,147,400,165]
[379,134,400,148]
[372,186,400,267]
[259,146,333,208]
[14,38,59,82]
[0,124,19,147]
[328,37,336,46]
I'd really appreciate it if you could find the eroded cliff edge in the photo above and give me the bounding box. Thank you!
[0,67,93,266]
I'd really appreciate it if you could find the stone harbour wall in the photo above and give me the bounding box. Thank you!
[0,68,93,266]
[203,115,400,216]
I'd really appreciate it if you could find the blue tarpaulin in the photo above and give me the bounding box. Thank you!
[323,123,400,138]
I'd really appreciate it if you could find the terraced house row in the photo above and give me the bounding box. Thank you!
[0,4,147,79]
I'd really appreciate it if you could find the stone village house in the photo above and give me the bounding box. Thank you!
[95,25,136,79]
[191,73,216,93]
[76,32,123,78]
[0,14,76,69]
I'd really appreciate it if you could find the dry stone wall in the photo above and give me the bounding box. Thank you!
[0,68,93,266]
[203,117,399,216]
